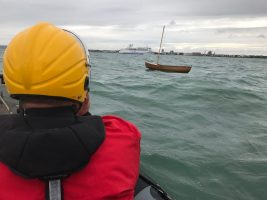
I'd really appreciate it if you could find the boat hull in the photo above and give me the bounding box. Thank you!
[135,173,172,199]
[119,49,151,54]
[119,45,152,54]
[145,62,191,73]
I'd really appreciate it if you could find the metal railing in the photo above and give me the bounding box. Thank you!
[0,74,4,84]
[0,73,13,114]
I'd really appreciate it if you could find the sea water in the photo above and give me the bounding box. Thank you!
[1,48,267,200]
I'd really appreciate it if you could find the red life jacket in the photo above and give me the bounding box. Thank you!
[0,115,141,200]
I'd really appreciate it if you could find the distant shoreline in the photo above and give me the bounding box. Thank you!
[88,49,267,59]
[1,45,266,59]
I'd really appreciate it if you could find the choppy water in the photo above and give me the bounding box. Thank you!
[1,48,267,200]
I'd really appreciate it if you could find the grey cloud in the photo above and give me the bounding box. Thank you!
[169,20,176,26]
[257,34,266,39]
[0,0,267,27]
[216,27,267,34]
[0,0,267,55]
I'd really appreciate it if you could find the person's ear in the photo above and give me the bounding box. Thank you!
[76,93,90,116]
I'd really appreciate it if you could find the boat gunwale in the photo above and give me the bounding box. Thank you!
[145,61,191,73]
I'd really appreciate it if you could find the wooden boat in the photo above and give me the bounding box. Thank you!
[145,61,191,73]
[146,25,192,73]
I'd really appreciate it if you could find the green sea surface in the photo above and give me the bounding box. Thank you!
[1,48,267,200]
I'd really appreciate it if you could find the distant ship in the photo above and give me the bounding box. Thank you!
[119,44,152,54]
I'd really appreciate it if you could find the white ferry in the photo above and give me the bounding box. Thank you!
[119,44,152,54]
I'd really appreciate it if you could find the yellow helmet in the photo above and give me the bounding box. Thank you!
[3,22,90,102]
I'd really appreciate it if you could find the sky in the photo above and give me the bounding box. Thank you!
[0,0,267,55]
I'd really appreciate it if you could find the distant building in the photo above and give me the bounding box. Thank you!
[207,51,213,56]
[168,50,177,55]
[184,53,192,56]
[0,45,7,49]
[192,52,202,56]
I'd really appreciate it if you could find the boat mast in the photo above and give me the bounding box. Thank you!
[157,25,165,64]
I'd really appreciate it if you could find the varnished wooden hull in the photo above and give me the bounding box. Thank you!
[145,62,191,73]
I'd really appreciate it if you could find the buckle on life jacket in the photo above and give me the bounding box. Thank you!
[46,179,62,200]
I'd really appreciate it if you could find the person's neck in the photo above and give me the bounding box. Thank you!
[21,102,78,109]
